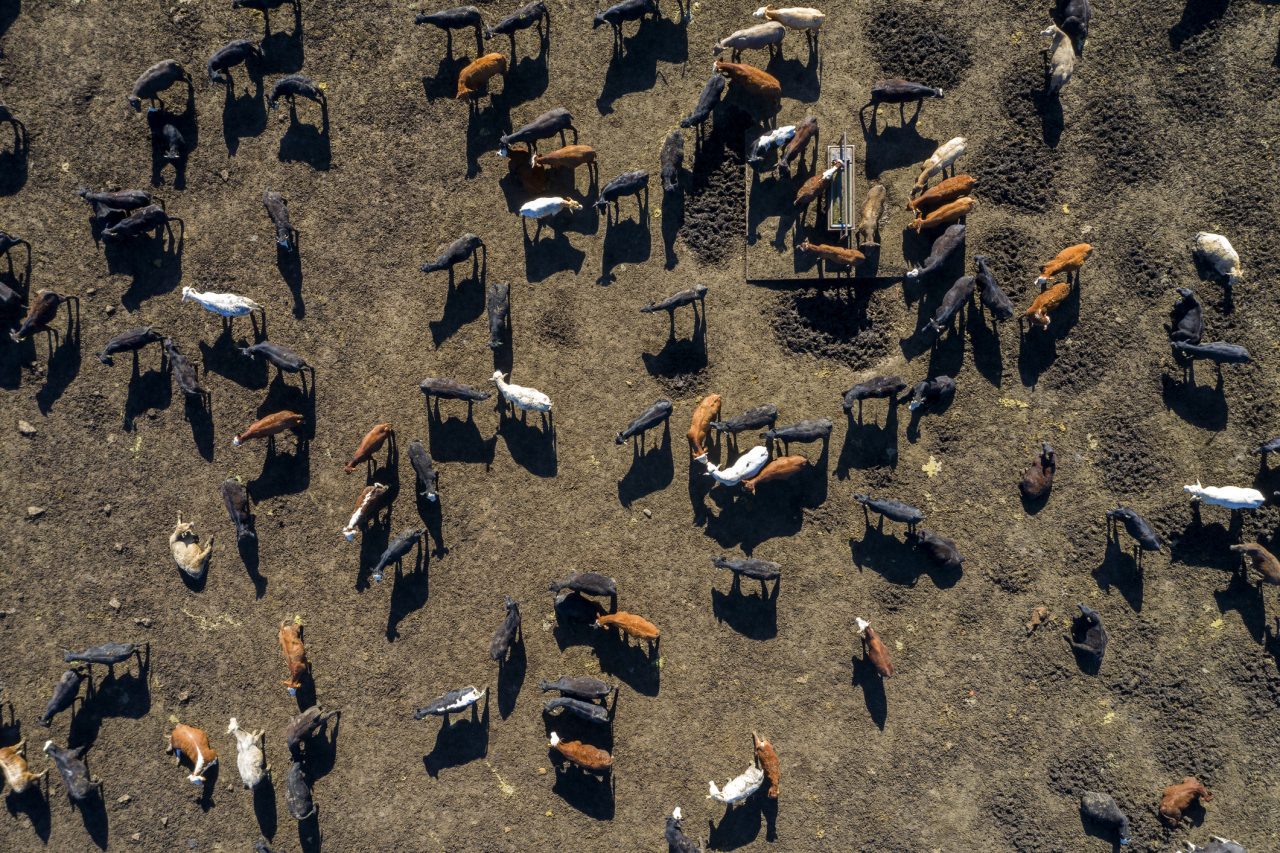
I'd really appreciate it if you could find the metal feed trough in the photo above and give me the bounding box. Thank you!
[825,133,856,236]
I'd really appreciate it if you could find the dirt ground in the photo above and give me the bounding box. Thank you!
[2,0,1280,851]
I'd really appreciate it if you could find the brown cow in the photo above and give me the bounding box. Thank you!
[531,144,597,175]
[549,732,612,772]
[855,617,894,677]
[743,455,806,494]
[1024,282,1070,329]
[595,611,660,642]
[1158,777,1211,826]
[856,183,886,248]
[504,144,550,193]
[233,411,304,447]
[1035,243,1093,286]
[713,59,781,101]
[793,160,842,213]
[907,174,976,215]
[798,240,865,268]
[688,393,722,459]
[909,196,975,234]
[0,741,47,794]
[1230,543,1280,585]
[279,621,309,696]
[753,731,780,799]
[167,724,218,784]
[456,53,507,100]
[344,422,393,473]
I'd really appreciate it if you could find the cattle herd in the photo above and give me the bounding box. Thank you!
[0,0,1269,851]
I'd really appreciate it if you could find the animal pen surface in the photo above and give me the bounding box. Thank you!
[3,1,1280,853]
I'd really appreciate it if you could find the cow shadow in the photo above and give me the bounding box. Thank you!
[641,309,706,379]
[426,402,497,466]
[617,424,674,507]
[861,119,935,180]
[497,406,556,477]
[710,574,779,640]
[835,403,900,475]
[707,795,766,851]
[596,16,688,115]
[524,227,586,283]
[552,765,615,821]
[0,114,28,196]
[4,783,51,844]
[497,636,526,719]
[464,92,510,179]
[122,353,173,431]
[221,75,267,156]
[422,698,490,778]
[260,1,305,74]
[428,272,485,347]
[1169,0,1229,49]
[252,778,278,842]
[849,525,961,589]
[422,54,470,102]
[77,789,110,848]
[1214,570,1267,643]
[1091,538,1144,613]
[765,44,820,102]
[278,101,330,171]
[248,438,312,500]
[852,654,888,730]
[35,309,82,414]
[277,241,305,318]
[1161,370,1228,432]
[593,632,660,696]
[415,485,447,557]
[599,214,651,285]
[747,167,794,250]
[661,190,684,269]
[968,304,1005,387]
[501,46,550,109]
[702,484,804,553]
[200,326,269,389]
[107,229,185,312]
[1169,504,1240,572]
[386,547,430,641]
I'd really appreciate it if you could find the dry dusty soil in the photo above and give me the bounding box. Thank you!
[2,0,1280,851]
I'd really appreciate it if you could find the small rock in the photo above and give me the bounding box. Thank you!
[187,839,197,850]
[134,617,153,628]
[177,690,190,704]
[109,597,121,611]
[117,794,131,804]
[160,817,169,827]
[26,506,45,519]
[219,169,229,181]
[105,305,116,316]
[86,287,97,296]
[131,832,141,843]
[17,419,36,436]
[114,542,124,553]
[642,508,652,518]
[101,504,112,515]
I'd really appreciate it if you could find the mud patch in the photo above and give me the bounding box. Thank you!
[1081,93,1165,190]
[865,0,974,90]
[681,107,751,266]
[971,137,1058,213]
[535,301,579,348]
[770,288,893,369]
[1096,414,1175,498]
[973,225,1043,303]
